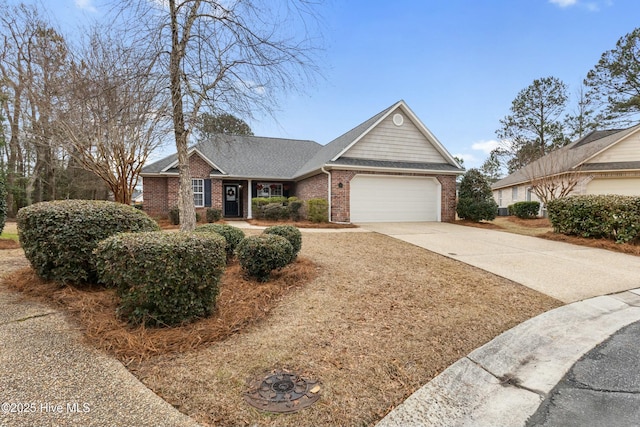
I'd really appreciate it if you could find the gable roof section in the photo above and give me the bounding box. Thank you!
[491,124,640,190]
[142,135,322,179]
[142,100,463,180]
[294,100,463,178]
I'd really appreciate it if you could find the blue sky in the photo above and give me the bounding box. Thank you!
[38,0,640,167]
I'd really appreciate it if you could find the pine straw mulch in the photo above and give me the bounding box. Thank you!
[0,238,20,249]
[247,219,358,229]
[2,258,318,366]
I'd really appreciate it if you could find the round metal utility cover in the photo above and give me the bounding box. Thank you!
[244,370,321,414]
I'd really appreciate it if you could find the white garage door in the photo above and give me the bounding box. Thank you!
[350,175,440,222]
[586,178,640,196]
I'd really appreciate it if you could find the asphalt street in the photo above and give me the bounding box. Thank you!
[527,320,640,427]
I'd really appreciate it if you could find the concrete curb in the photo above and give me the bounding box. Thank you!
[376,290,640,427]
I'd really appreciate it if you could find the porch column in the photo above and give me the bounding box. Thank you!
[247,179,253,219]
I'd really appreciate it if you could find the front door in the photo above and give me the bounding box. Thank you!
[224,184,240,217]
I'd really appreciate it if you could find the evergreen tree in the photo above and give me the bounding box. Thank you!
[456,169,498,222]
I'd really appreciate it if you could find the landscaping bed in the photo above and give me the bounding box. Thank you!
[1,229,560,426]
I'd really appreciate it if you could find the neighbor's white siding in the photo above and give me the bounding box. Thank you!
[341,112,447,163]
[586,177,640,196]
[588,133,640,163]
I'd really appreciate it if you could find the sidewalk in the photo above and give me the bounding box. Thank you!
[0,288,201,427]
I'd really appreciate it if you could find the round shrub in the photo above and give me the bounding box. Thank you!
[236,234,294,281]
[17,200,160,284]
[95,231,226,326]
[263,225,302,261]
[194,223,245,259]
[0,173,6,235]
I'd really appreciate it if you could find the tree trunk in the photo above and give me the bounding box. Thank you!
[169,0,196,231]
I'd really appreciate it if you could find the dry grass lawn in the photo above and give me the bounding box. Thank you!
[131,232,560,426]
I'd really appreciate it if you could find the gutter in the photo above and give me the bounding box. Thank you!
[321,166,332,222]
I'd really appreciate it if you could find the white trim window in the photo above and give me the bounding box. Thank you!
[512,186,518,202]
[192,178,204,207]
[498,190,503,207]
[257,182,283,197]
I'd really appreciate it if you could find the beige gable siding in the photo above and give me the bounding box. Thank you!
[588,133,640,163]
[341,112,448,163]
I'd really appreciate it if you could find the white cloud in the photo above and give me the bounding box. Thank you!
[75,0,97,12]
[549,0,578,7]
[471,140,500,154]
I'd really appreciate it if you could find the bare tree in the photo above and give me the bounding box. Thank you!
[114,0,322,230]
[522,148,584,205]
[57,26,169,205]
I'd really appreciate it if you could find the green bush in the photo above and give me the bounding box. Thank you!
[194,223,245,259]
[0,173,6,235]
[508,201,540,219]
[307,198,329,223]
[288,197,303,221]
[168,206,200,225]
[252,197,291,220]
[236,234,294,281]
[95,231,226,326]
[456,169,498,222]
[17,200,160,284]
[547,195,640,244]
[263,225,302,261]
[206,208,222,223]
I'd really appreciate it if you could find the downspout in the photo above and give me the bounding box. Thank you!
[247,179,253,219]
[321,166,332,222]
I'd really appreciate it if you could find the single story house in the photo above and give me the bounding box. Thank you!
[141,100,464,223]
[491,124,640,211]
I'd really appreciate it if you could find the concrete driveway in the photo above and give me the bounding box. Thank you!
[360,222,640,303]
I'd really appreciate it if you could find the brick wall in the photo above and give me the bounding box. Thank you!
[142,176,168,217]
[295,173,328,200]
[437,174,457,222]
[143,154,215,218]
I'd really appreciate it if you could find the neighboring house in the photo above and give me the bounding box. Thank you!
[131,190,143,205]
[492,124,640,212]
[141,100,464,223]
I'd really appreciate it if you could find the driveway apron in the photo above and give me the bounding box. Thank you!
[360,222,640,303]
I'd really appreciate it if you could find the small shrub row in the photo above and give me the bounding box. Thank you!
[95,231,226,326]
[17,200,160,284]
[194,223,245,259]
[508,201,540,219]
[206,208,222,223]
[307,198,328,223]
[252,197,303,221]
[547,195,640,244]
[236,225,302,281]
[168,207,201,225]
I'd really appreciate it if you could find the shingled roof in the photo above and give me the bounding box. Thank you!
[142,100,464,180]
[491,124,640,190]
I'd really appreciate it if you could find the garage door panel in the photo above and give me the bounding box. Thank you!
[586,178,640,196]
[350,175,439,222]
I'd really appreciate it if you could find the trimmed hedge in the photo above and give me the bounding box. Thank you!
[0,173,6,235]
[263,225,302,262]
[95,231,226,326]
[206,208,222,223]
[547,195,640,244]
[236,234,294,281]
[17,200,160,284]
[307,198,328,223]
[508,201,540,219]
[194,223,245,259]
